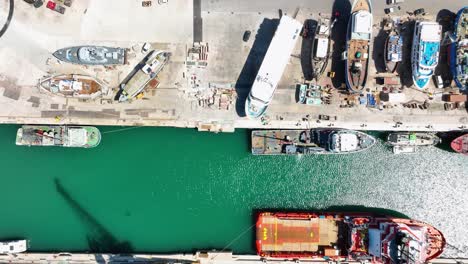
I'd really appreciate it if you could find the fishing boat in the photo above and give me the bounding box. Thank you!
[16,125,101,148]
[0,240,28,254]
[345,0,373,92]
[311,16,334,80]
[118,50,170,102]
[411,21,442,89]
[451,133,468,154]
[387,132,440,154]
[256,212,446,263]
[449,7,468,91]
[251,129,375,155]
[53,46,126,65]
[39,74,106,99]
[384,30,403,73]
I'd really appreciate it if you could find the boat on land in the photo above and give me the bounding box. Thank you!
[256,212,446,263]
[0,240,28,254]
[39,74,106,99]
[449,7,468,91]
[411,21,441,89]
[311,16,334,80]
[118,50,170,102]
[245,15,303,119]
[16,125,101,148]
[53,46,126,65]
[384,30,403,73]
[387,132,440,154]
[451,134,468,154]
[345,0,373,92]
[251,129,375,155]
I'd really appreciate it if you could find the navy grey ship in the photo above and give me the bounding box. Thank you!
[53,46,126,65]
[251,129,376,155]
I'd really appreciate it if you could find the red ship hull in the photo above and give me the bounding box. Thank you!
[256,212,445,263]
[451,134,468,154]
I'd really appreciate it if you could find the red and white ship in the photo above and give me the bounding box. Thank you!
[256,212,445,264]
[451,134,468,155]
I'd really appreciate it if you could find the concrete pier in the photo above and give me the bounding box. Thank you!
[0,0,466,132]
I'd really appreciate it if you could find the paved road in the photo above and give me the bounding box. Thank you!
[201,0,466,16]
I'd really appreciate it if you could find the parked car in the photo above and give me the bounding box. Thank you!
[23,0,44,8]
[414,8,426,16]
[433,75,444,88]
[385,7,395,14]
[46,1,66,14]
[243,30,251,42]
[387,0,404,4]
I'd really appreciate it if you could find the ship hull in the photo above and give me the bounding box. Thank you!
[53,46,126,65]
[451,134,468,154]
[16,125,101,148]
[387,132,440,147]
[39,74,105,99]
[256,211,445,263]
[384,32,402,73]
[251,129,376,155]
[311,18,332,81]
[450,7,468,91]
[345,0,372,93]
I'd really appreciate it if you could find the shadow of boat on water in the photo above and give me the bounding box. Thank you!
[54,179,133,253]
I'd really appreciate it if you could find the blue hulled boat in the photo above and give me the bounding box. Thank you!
[449,7,468,91]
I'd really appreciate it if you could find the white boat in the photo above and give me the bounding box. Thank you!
[411,21,442,89]
[0,240,27,254]
[245,15,302,119]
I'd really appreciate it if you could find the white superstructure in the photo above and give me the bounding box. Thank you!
[0,240,27,254]
[245,15,302,119]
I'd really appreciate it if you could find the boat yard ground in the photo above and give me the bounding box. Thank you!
[0,0,467,132]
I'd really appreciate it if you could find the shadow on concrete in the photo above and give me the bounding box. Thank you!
[193,0,203,42]
[396,20,415,87]
[235,18,279,117]
[55,179,133,253]
[0,0,14,39]
[435,9,457,86]
[300,19,317,81]
[330,0,351,89]
[373,24,389,74]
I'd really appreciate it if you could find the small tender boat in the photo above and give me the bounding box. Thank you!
[345,0,373,92]
[449,7,468,91]
[387,132,440,154]
[16,125,101,148]
[311,16,334,80]
[53,46,126,65]
[251,129,376,155]
[411,21,441,89]
[39,74,106,100]
[0,240,28,254]
[256,212,446,263]
[384,30,403,73]
[451,133,468,154]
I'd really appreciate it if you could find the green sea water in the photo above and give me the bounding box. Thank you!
[0,125,467,256]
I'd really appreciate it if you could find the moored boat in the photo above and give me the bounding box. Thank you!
[411,21,441,89]
[251,129,375,155]
[311,16,334,80]
[256,211,446,263]
[449,7,468,91]
[39,74,106,99]
[0,240,28,254]
[451,133,468,154]
[384,30,403,73]
[345,0,373,92]
[387,132,440,154]
[118,50,170,102]
[16,125,101,148]
[53,46,126,65]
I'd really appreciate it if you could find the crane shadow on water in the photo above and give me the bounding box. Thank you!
[54,178,133,253]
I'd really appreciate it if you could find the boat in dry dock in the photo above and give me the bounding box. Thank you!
[451,133,468,154]
[53,46,126,65]
[311,16,334,80]
[256,212,446,263]
[449,6,468,91]
[0,240,27,254]
[251,129,375,155]
[387,132,440,154]
[39,74,106,99]
[345,0,373,92]
[118,50,170,102]
[16,125,101,148]
[384,30,403,73]
[411,21,441,89]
